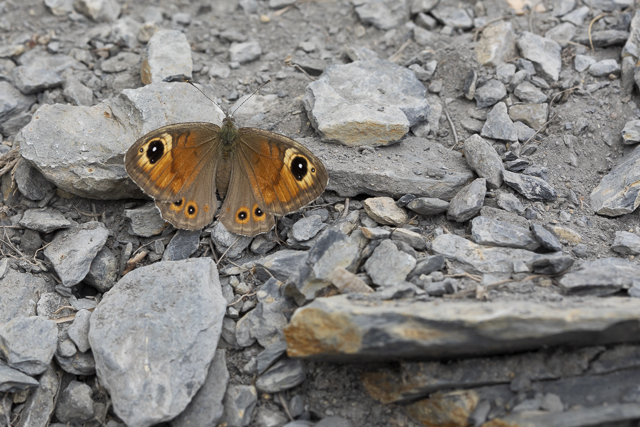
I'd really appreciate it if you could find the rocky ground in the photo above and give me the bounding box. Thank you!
[2,0,640,426]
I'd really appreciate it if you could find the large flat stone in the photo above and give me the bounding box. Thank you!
[284,296,640,361]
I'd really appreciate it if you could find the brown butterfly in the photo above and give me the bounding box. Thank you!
[124,101,328,236]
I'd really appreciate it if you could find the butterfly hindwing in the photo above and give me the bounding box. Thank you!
[124,123,222,230]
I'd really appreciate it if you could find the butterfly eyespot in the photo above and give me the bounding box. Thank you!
[311,167,316,173]
[204,204,210,212]
[254,207,264,217]
[174,199,183,207]
[185,202,197,218]
[146,139,165,164]
[290,156,308,181]
[236,207,250,224]
[139,148,143,153]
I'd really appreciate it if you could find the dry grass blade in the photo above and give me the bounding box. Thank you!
[284,54,317,81]
[588,13,607,52]
[123,250,148,275]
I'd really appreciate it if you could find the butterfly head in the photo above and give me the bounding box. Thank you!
[220,111,238,145]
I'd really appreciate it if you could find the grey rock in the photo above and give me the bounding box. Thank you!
[19,207,72,233]
[447,178,486,222]
[222,385,257,427]
[143,29,192,83]
[55,380,94,423]
[471,216,540,250]
[545,22,576,47]
[285,294,640,361]
[0,81,35,130]
[496,63,516,84]
[163,229,201,261]
[622,120,640,144]
[391,228,426,250]
[250,231,277,255]
[475,22,516,67]
[101,52,141,73]
[531,223,563,252]
[612,231,640,255]
[591,144,640,216]
[515,121,536,142]
[171,12,191,26]
[303,59,428,146]
[503,170,557,201]
[85,246,118,292]
[413,27,434,48]
[89,258,226,427]
[514,81,548,103]
[255,358,306,393]
[303,135,474,200]
[363,196,408,226]
[255,341,288,375]
[208,59,231,79]
[559,258,640,296]
[44,0,74,15]
[15,363,61,426]
[562,5,589,25]
[469,400,491,426]
[44,221,108,287]
[211,222,253,260]
[517,32,562,81]
[237,278,296,347]
[251,250,308,282]
[406,197,449,215]
[589,59,621,77]
[316,417,354,427]
[58,339,77,358]
[475,80,507,109]
[364,239,416,286]
[0,316,57,375]
[508,103,549,129]
[411,0,438,14]
[11,66,64,95]
[291,215,327,241]
[575,30,631,47]
[541,393,564,412]
[229,41,262,64]
[0,359,39,392]
[407,255,445,280]
[68,309,92,353]
[575,54,597,72]
[463,69,477,101]
[54,348,96,375]
[553,0,576,16]
[496,192,525,215]
[285,230,360,304]
[522,164,549,181]
[481,102,518,142]
[20,83,223,200]
[529,254,574,275]
[463,134,505,189]
[63,75,94,106]
[431,5,473,29]
[125,202,166,237]
[73,0,121,22]
[353,0,409,30]
[171,349,229,427]
[112,17,142,48]
[14,161,56,201]
[0,269,48,323]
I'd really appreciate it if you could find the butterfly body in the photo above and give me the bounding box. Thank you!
[125,112,328,236]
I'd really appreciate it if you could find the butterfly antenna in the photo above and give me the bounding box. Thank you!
[230,79,271,117]
[163,75,226,113]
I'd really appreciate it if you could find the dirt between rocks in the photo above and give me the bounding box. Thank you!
[3,0,640,426]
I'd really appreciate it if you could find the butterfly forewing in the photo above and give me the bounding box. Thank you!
[124,123,222,230]
[236,128,329,216]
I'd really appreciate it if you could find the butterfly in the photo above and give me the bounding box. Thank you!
[124,91,329,237]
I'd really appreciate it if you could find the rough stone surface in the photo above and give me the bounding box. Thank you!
[15,363,61,427]
[55,380,95,423]
[0,269,48,324]
[364,239,416,286]
[89,259,226,427]
[612,231,640,255]
[19,207,73,233]
[591,144,640,216]
[222,385,258,427]
[0,316,58,376]
[475,22,516,67]
[470,216,540,251]
[559,258,640,296]
[517,32,562,81]
[503,170,557,201]
[463,134,504,189]
[124,203,166,237]
[142,30,192,84]
[447,178,487,222]
[406,197,450,215]
[363,197,408,226]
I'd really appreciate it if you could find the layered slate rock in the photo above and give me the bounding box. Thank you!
[503,170,557,201]
[558,258,640,296]
[0,269,49,324]
[303,59,429,146]
[591,144,640,216]
[89,258,226,427]
[470,216,540,251]
[19,82,224,199]
[463,134,504,189]
[0,316,58,375]
[284,295,640,361]
[517,32,562,81]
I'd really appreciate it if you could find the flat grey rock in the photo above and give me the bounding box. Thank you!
[474,79,507,109]
[475,22,516,67]
[19,82,224,199]
[545,22,576,47]
[11,65,64,95]
[591,144,640,216]
[517,32,561,81]
[482,102,518,142]
[363,196,408,226]
[621,119,640,144]
[0,269,48,323]
[514,81,548,103]
[589,59,621,77]
[171,349,229,427]
[0,316,58,375]
[85,246,118,292]
[0,80,35,123]
[163,229,201,261]
[222,385,257,427]
[285,295,640,361]
[303,59,428,146]
[575,29,631,47]
[0,359,39,392]
[508,103,549,129]
[463,134,504,189]
[15,160,56,201]
[531,223,563,252]
[447,178,486,222]
[353,0,409,30]
[250,250,308,282]
[575,54,597,72]
[16,363,61,426]
[407,255,445,280]
[285,230,359,304]
[406,197,450,215]
[503,170,557,201]
[101,51,141,73]
[67,309,92,353]
[470,216,540,251]
[73,0,121,22]
[364,239,416,286]
[54,350,96,376]
[559,258,640,296]
[19,207,72,233]
[229,41,262,64]
[496,192,525,214]
[89,258,226,427]
[143,29,192,83]
[291,215,327,241]
[391,228,426,250]
[63,75,94,106]
[55,380,95,423]
[562,5,589,25]
[303,136,475,200]
[237,278,296,348]
[430,4,473,29]
[611,231,640,255]
[255,358,306,393]
[211,222,253,260]
[44,221,108,287]
[124,203,166,237]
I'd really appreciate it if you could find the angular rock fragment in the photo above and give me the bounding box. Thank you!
[531,223,563,252]
[19,207,72,233]
[141,29,192,84]
[517,32,562,81]
[475,22,516,67]
[255,358,306,393]
[474,80,507,109]
[591,144,640,216]
[0,316,58,375]
[470,216,539,250]
[124,203,166,237]
[622,119,640,144]
[222,385,257,427]
[353,0,409,30]
[503,170,557,201]
[463,134,504,189]
[406,197,450,215]
[508,103,549,129]
[15,363,61,426]
[559,258,640,296]
[0,360,39,392]
[363,197,408,226]
[447,178,486,222]
[364,240,416,286]
[611,231,640,255]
